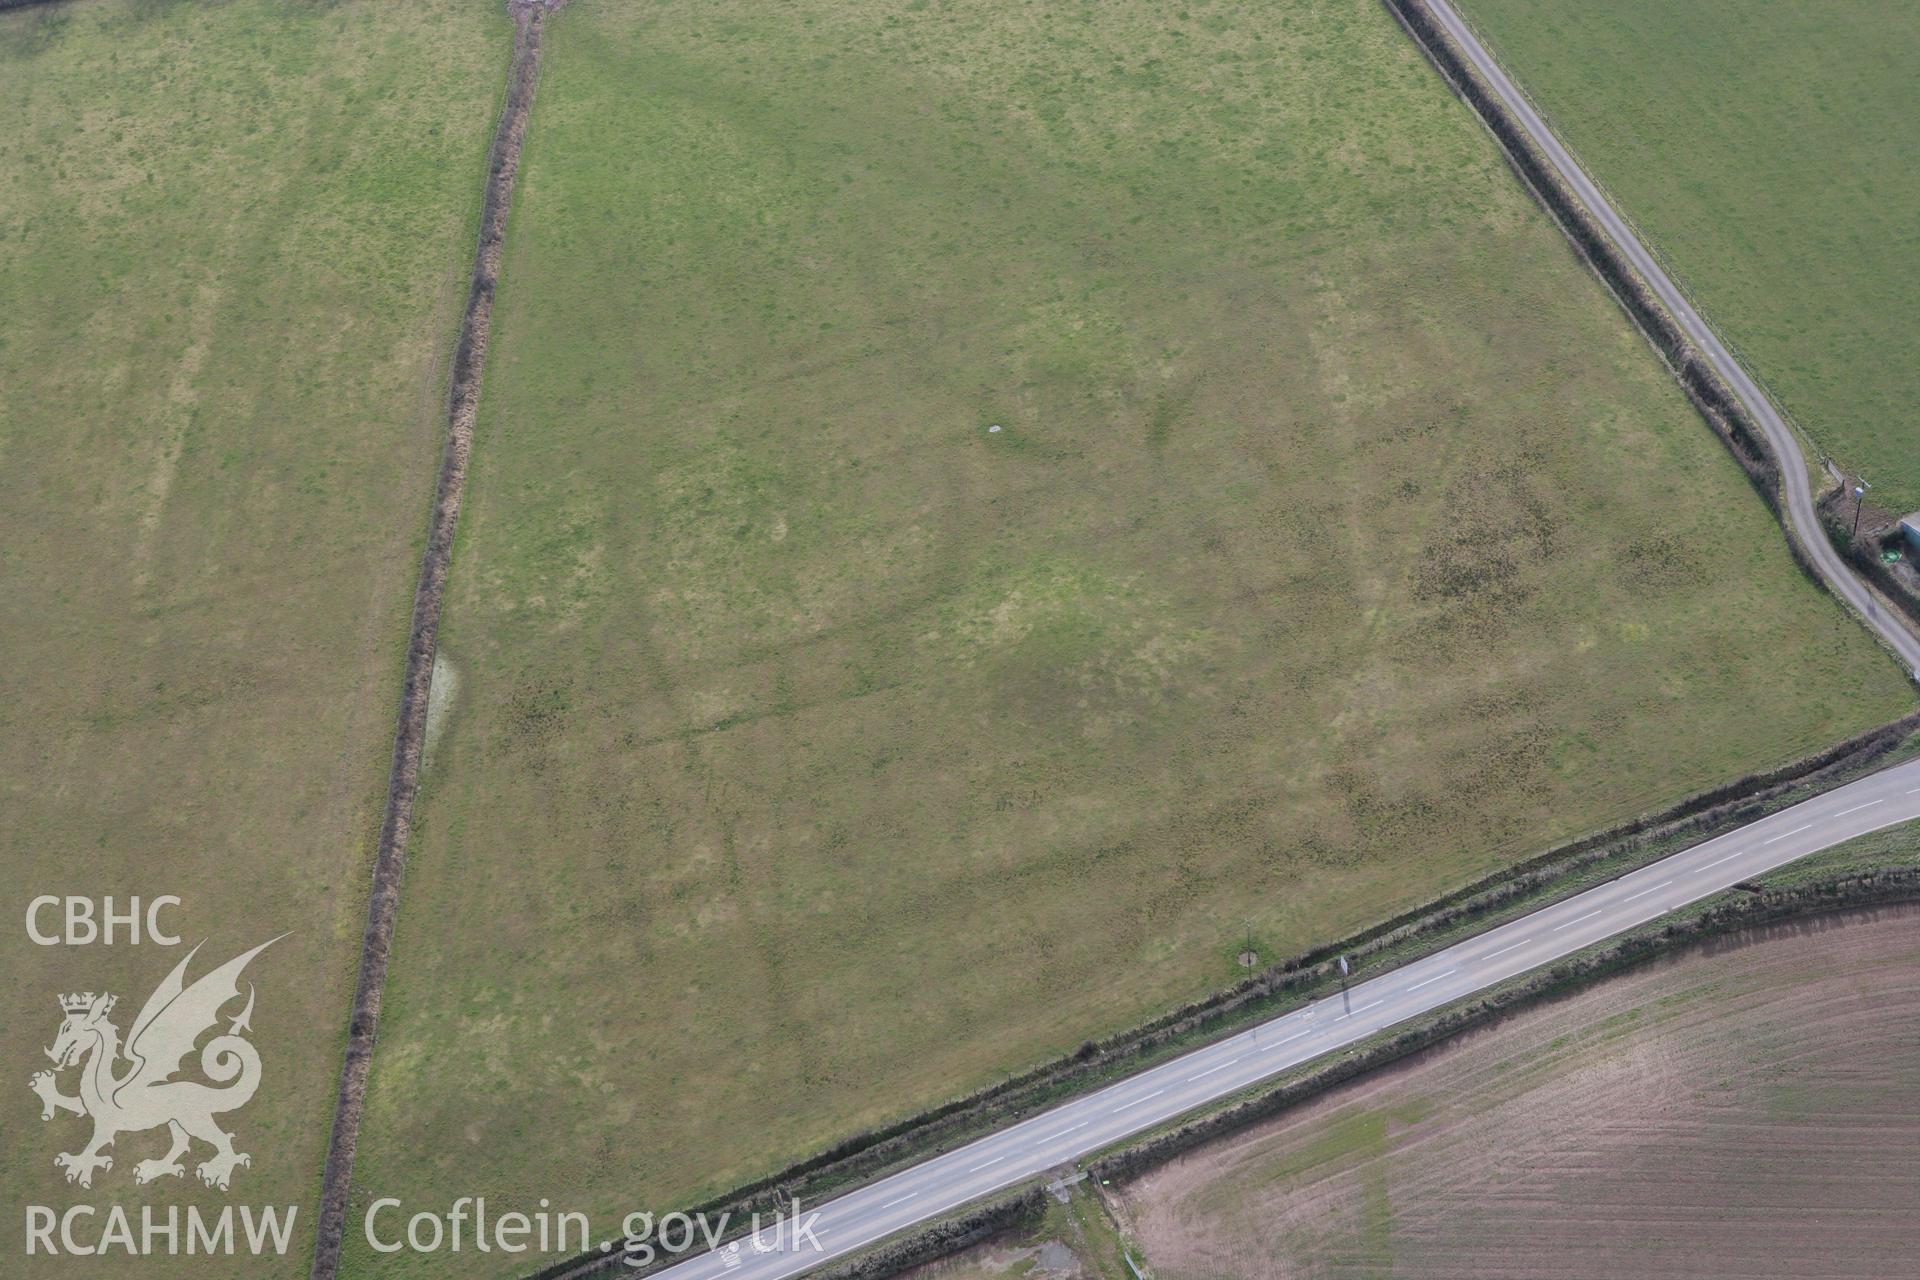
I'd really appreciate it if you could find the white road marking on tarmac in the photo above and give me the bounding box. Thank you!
[1762,824,1812,845]
[1836,800,1883,817]
[1187,1057,1241,1082]
[1262,1030,1313,1051]
[1111,1090,1165,1113]
[1551,909,1603,931]
[1054,1121,1090,1137]
[1694,849,1748,873]
[881,1193,918,1208]
[1405,969,1456,992]
[1333,1000,1383,1022]
[1482,938,1531,960]
[967,1156,1003,1171]
[1615,905,1673,932]
[1622,879,1673,902]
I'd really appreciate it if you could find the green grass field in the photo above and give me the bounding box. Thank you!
[1455,0,1920,508]
[0,0,506,1270]
[340,0,1910,1272]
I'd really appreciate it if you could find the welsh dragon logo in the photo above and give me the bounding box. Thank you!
[29,937,281,1191]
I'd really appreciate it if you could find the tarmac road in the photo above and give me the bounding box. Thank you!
[634,753,1920,1280]
[1417,0,1920,675]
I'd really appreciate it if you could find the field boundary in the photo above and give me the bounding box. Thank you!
[1378,0,1920,671]
[307,4,547,1277]
[1429,0,1826,497]
[1089,868,1920,1181]
[1375,1,1779,511]
[527,709,1920,1280]
[1818,493,1920,631]
[809,1191,1051,1280]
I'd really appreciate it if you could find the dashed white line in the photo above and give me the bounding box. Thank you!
[1616,905,1673,933]
[1482,938,1531,960]
[1762,824,1812,846]
[1332,1000,1383,1022]
[1053,1121,1090,1137]
[1622,879,1673,902]
[1836,800,1884,817]
[1693,849,1748,874]
[1405,969,1456,992]
[967,1156,1003,1172]
[1111,1089,1165,1114]
[1551,909,1603,932]
[1261,1029,1313,1052]
[1187,1057,1241,1082]
[881,1193,918,1209]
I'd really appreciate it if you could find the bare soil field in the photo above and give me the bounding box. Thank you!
[0,0,506,1270]
[1119,905,1920,1279]
[341,0,1910,1271]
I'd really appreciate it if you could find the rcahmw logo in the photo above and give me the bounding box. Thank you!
[22,907,299,1258]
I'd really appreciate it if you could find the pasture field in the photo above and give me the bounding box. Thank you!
[0,0,507,1269]
[344,0,1909,1271]
[1117,903,1920,1279]
[1455,0,1920,508]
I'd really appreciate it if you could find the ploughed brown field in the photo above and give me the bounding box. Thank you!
[1115,905,1920,1279]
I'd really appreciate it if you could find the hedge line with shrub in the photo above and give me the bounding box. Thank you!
[1089,866,1919,1182]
